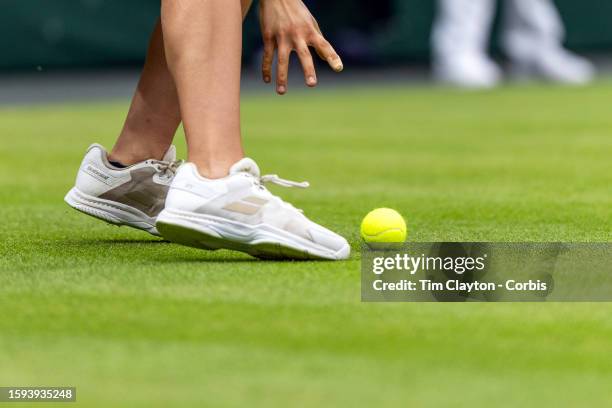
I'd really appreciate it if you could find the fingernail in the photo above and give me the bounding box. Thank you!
[278,85,286,94]
[307,76,317,86]
[328,58,343,72]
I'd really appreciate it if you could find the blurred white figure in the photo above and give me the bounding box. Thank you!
[432,0,595,88]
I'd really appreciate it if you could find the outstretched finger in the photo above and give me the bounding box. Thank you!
[296,42,317,87]
[313,37,343,72]
[262,38,275,84]
[276,42,291,95]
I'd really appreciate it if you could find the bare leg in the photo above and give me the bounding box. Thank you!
[110,1,253,167]
[110,20,181,165]
[150,0,350,261]
[162,0,246,179]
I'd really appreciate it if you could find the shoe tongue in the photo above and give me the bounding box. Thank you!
[229,158,260,177]
[162,145,177,162]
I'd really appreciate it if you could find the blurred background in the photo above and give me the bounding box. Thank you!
[2,0,612,101]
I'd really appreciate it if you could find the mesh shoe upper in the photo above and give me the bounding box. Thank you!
[74,144,180,218]
[164,158,349,254]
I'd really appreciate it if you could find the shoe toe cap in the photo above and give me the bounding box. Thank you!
[308,225,351,260]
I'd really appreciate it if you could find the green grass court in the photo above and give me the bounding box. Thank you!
[1,82,611,407]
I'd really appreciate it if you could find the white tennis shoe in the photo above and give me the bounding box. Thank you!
[156,158,351,260]
[65,144,181,236]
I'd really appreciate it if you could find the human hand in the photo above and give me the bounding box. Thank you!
[259,0,343,95]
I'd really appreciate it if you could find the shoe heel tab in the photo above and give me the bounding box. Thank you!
[175,163,221,183]
[177,162,199,178]
[83,143,110,166]
[86,143,107,153]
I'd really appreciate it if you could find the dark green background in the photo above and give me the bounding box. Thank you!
[1,0,611,70]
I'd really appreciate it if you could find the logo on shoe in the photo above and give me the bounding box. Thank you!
[223,196,269,215]
[83,164,112,184]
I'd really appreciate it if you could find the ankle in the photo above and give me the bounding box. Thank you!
[192,157,241,179]
[108,151,145,166]
[109,146,167,166]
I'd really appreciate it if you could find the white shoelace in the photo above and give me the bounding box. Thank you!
[255,174,309,213]
[151,159,184,179]
[260,174,309,189]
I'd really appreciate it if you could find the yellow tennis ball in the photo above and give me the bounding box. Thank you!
[360,208,407,248]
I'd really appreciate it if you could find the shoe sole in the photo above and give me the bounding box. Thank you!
[65,187,159,236]
[156,209,350,261]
